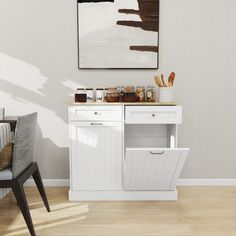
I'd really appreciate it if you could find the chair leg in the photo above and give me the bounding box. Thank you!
[12,181,36,236]
[32,163,50,212]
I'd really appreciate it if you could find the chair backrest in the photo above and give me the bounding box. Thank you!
[0,108,4,120]
[12,113,37,178]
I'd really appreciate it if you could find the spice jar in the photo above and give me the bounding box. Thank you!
[146,86,155,102]
[96,88,104,103]
[106,87,120,102]
[75,88,86,103]
[86,88,94,102]
[136,86,145,102]
[124,86,136,102]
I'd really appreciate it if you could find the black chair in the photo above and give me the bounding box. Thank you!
[0,113,50,236]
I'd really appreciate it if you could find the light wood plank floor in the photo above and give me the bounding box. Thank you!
[1,187,236,236]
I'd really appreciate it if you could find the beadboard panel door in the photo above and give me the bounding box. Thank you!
[124,148,189,191]
[70,122,123,191]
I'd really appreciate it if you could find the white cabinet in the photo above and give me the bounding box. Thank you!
[69,104,189,201]
[70,122,122,191]
[69,105,123,192]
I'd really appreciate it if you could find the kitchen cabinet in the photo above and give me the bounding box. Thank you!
[69,121,122,191]
[69,103,189,201]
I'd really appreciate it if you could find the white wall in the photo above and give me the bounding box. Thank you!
[0,0,235,179]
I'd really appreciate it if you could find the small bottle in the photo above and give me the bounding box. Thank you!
[96,88,104,103]
[86,88,94,102]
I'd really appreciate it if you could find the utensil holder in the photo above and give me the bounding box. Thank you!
[159,87,174,103]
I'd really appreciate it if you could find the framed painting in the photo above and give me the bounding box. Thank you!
[77,0,159,69]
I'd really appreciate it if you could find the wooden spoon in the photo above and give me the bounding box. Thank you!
[161,74,167,87]
[154,76,162,87]
[168,72,175,87]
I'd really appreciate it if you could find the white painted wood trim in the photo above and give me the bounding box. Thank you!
[69,190,177,201]
[25,179,236,187]
[25,179,70,187]
[177,179,236,186]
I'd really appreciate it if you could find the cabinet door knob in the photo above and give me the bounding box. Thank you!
[152,113,156,117]
[94,112,98,115]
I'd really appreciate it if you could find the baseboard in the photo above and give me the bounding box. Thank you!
[177,179,236,186]
[25,179,70,187]
[25,179,236,187]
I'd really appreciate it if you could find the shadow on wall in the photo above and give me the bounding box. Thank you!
[0,0,155,113]
[0,50,72,178]
[0,0,86,178]
[0,52,73,123]
[35,124,69,179]
[0,0,156,178]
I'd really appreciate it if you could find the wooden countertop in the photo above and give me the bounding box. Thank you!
[69,102,177,106]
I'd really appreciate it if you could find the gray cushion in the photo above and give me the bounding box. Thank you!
[12,113,37,178]
[0,167,13,180]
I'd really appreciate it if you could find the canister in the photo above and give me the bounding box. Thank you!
[75,88,86,103]
[96,88,104,102]
[86,88,94,102]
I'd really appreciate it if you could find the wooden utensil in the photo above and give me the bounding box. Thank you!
[154,76,162,87]
[158,76,164,87]
[161,74,167,87]
[168,72,175,87]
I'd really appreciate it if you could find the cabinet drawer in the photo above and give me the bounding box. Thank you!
[124,148,189,191]
[69,106,122,121]
[125,106,182,124]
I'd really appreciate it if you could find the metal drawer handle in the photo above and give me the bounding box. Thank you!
[152,113,156,117]
[90,122,103,126]
[150,151,165,155]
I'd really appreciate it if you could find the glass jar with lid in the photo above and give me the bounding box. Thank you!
[106,87,120,102]
[146,86,155,102]
[75,88,86,103]
[96,88,104,103]
[136,86,145,102]
[86,88,94,102]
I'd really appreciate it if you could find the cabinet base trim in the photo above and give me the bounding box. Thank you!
[69,190,177,201]
[25,179,236,188]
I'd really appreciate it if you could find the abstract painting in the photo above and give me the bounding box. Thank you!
[78,0,159,68]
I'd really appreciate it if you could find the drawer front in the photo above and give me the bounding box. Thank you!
[69,106,122,121]
[125,106,182,124]
[124,148,189,191]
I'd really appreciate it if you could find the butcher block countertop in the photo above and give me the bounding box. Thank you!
[69,102,177,106]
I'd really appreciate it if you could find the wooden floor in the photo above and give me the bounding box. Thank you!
[1,187,236,236]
